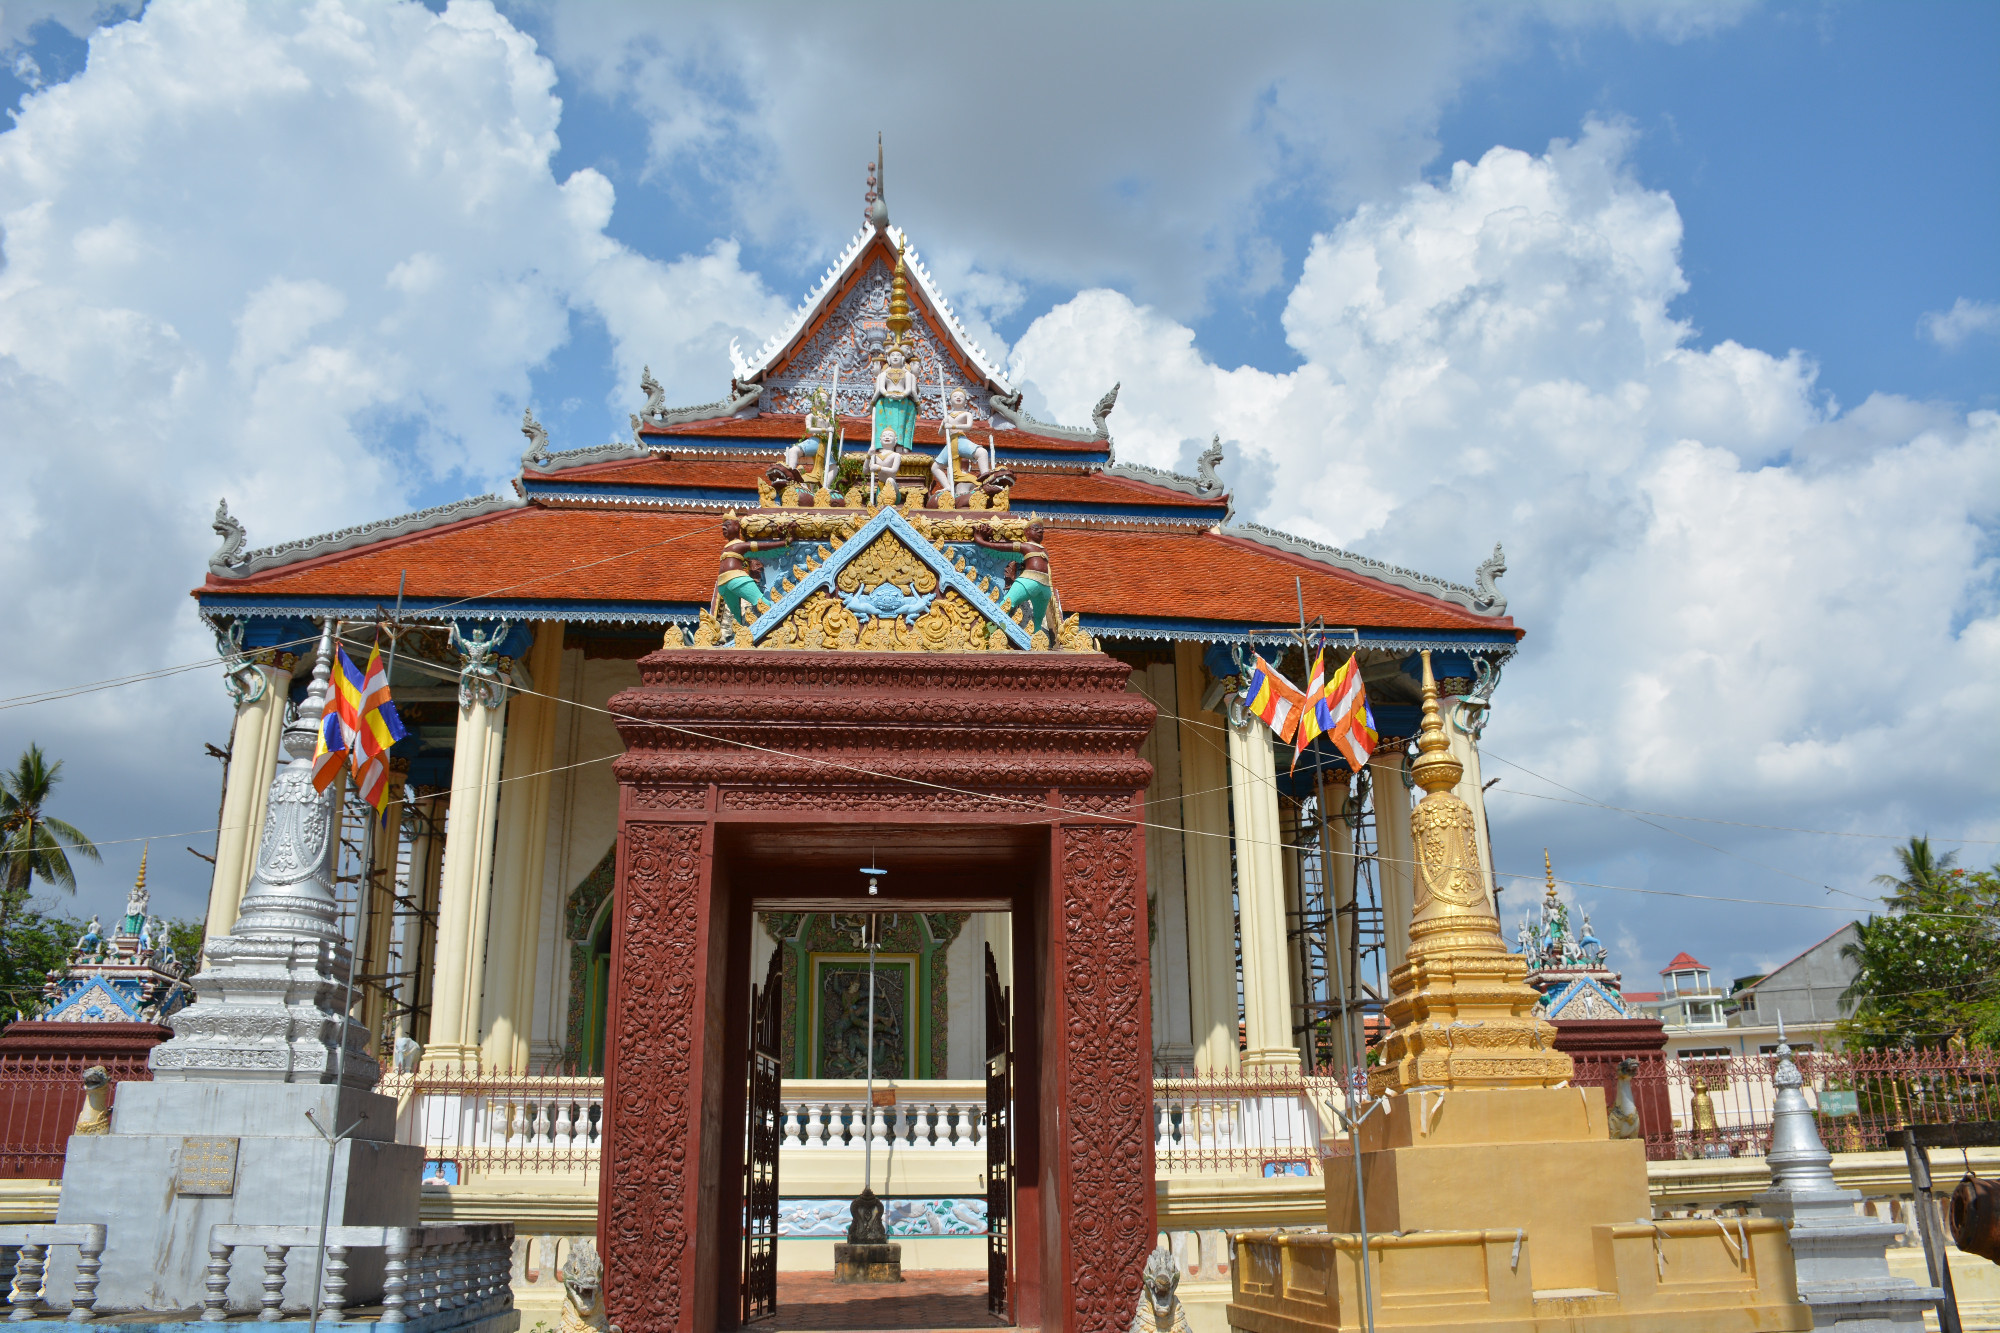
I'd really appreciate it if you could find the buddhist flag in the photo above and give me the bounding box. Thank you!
[1322,654,1378,772]
[1243,653,1307,744]
[312,642,407,814]
[1291,647,1327,773]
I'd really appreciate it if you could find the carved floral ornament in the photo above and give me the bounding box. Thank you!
[683,507,1100,655]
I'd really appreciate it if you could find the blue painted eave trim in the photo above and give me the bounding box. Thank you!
[200,594,709,625]
[1082,614,1519,652]
[524,481,757,504]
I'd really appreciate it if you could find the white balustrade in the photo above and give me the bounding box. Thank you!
[0,1224,106,1321]
[202,1223,512,1323]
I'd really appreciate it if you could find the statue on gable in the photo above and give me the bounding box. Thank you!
[929,392,1014,508]
[972,521,1055,636]
[770,387,834,493]
[870,344,920,479]
[865,427,909,506]
[714,515,796,625]
[76,916,103,958]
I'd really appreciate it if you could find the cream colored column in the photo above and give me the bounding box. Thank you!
[482,623,565,1073]
[202,660,293,952]
[1227,708,1300,1074]
[1444,696,1499,912]
[1173,643,1238,1075]
[1371,748,1416,976]
[420,648,510,1072]
[1131,662,1194,1073]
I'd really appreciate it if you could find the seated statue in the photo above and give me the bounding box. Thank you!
[865,428,908,505]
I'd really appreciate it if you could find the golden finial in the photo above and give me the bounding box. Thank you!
[1543,847,1558,905]
[886,236,912,346]
[135,841,148,892]
[1409,650,1462,794]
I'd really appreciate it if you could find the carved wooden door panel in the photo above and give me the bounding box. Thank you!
[742,948,783,1320]
[984,944,1013,1318]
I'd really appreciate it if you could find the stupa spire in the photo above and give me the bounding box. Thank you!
[887,236,912,347]
[1368,649,1572,1094]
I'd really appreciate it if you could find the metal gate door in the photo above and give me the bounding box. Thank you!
[742,948,783,1320]
[984,944,1013,1318]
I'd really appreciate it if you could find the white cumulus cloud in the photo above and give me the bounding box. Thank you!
[1920,297,2000,350]
[1009,120,2000,982]
[0,0,786,920]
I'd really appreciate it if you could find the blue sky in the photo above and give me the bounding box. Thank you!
[0,0,1993,995]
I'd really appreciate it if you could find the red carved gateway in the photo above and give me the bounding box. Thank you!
[600,651,1157,1330]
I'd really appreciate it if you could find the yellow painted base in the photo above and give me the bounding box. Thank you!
[1232,1086,1810,1332]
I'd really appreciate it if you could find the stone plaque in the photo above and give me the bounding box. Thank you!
[176,1136,240,1196]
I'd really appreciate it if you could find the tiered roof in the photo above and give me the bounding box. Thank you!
[197,220,1519,657]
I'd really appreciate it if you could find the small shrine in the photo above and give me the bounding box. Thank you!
[36,847,190,1026]
[1517,850,1627,1022]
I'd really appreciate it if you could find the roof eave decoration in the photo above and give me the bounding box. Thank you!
[629,382,764,442]
[991,382,1120,446]
[1100,434,1226,502]
[208,490,528,582]
[1222,524,1510,619]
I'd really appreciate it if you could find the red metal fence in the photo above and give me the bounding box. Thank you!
[1578,1048,2000,1161]
[0,1053,154,1179]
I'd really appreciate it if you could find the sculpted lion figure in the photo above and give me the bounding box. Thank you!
[559,1239,618,1333]
[1129,1246,1192,1333]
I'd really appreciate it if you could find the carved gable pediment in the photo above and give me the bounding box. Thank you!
[752,507,1034,652]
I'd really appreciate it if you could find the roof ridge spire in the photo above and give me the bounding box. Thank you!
[867,132,888,229]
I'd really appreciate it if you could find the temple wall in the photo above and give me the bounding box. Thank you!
[529,649,639,1069]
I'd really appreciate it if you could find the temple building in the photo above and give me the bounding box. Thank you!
[192,185,1519,1092]
[184,169,1527,1322]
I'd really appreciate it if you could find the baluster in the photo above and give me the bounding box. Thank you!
[320,1244,348,1318]
[256,1244,287,1322]
[780,1103,800,1148]
[803,1103,825,1148]
[201,1240,232,1322]
[532,1101,553,1149]
[916,1103,936,1148]
[586,1100,602,1149]
[1156,1102,1173,1154]
[69,1224,104,1323]
[452,1241,470,1309]
[872,1106,892,1154]
[382,1230,410,1325]
[9,1243,45,1321]
[413,1243,437,1317]
[966,1106,984,1152]
[508,1102,529,1150]
[0,1246,17,1304]
[553,1100,575,1151]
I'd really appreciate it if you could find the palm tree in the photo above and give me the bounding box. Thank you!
[0,744,99,947]
[1872,836,1959,910]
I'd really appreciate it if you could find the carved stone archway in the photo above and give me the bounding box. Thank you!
[598,651,1157,1332]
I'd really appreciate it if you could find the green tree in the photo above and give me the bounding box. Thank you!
[0,745,99,958]
[1838,838,2000,1050]
[0,908,82,1018]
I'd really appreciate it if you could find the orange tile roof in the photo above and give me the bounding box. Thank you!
[1046,530,1512,633]
[202,500,1517,637]
[206,506,723,605]
[550,456,753,488]
[1008,471,1216,510]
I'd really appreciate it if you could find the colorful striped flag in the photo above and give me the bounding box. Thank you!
[1243,653,1307,743]
[1322,654,1378,772]
[1291,647,1327,773]
[311,641,407,814]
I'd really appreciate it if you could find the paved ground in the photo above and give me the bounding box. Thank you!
[768,1269,1007,1330]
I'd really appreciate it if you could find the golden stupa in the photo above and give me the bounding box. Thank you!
[1228,653,1811,1332]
